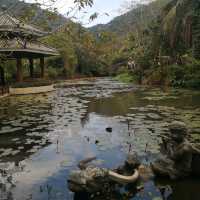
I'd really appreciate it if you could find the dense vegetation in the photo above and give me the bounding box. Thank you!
[101,0,200,89]
[0,0,200,89]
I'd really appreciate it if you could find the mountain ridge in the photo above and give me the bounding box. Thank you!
[0,0,67,31]
[89,0,171,36]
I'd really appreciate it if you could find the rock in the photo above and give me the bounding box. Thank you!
[0,162,15,173]
[146,113,162,120]
[192,153,200,176]
[152,121,200,179]
[125,154,140,169]
[138,165,154,181]
[68,153,140,194]
[106,127,112,133]
[68,167,109,193]
[95,140,99,144]
[169,121,187,136]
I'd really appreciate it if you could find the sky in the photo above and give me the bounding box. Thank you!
[75,0,129,27]
[25,0,135,27]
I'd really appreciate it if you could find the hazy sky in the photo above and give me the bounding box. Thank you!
[25,0,136,27]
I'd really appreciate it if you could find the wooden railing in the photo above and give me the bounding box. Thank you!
[0,86,9,96]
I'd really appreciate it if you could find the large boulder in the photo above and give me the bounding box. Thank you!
[68,167,109,193]
[152,121,200,179]
[68,154,141,193]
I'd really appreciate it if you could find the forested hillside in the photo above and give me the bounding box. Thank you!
[0,0,67,30]
[90,0,170,36]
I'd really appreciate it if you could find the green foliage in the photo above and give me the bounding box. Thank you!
[47,67,58,79]
[43,22,114,78]
[3,61,16,82]
[115,72,135,83]
[43,24,78,78]
[115,72,133,83]
[168,58,200,89]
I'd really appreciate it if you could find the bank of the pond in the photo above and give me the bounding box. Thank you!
[0,93,9,99]
[115,72,200,90]
[9,84,55,95]
[0,77,98,97]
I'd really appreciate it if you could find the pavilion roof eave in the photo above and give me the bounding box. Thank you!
[0,12,48,37]
[0,49,59,57]
[0,27,48,37]
[0,37,60,57]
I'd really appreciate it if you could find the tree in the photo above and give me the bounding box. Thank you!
[159,0,199,56]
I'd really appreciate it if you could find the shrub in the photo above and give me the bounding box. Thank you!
[47,67,58,79]
[115,72,135,83]
[168,58,200,89]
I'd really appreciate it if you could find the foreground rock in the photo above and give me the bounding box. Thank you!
[152,121,200,179]
[68,154,141,194]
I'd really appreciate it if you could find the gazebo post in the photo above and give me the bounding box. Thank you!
[0,65,5,85]
[16,58,23,82]
[29,58,34,78]
[40,57,45,78]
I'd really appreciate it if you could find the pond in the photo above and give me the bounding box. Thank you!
[0,77,200,200]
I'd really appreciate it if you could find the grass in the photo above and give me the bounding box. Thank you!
[115,72,135,83]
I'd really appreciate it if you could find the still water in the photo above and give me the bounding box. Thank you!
[0,78,200,200]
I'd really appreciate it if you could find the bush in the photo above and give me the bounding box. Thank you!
[115,72,135,83]
[168,58,200,89]
[2,60,16,82]
[47,67,58,79]
[186,78,200,88]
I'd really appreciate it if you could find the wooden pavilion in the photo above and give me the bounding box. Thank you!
[0,9,59,85]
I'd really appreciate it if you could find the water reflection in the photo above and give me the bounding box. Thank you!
[0,78,200,200]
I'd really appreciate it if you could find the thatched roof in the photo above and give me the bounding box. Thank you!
[0,37,59,58]
[0,12,48,37]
